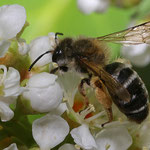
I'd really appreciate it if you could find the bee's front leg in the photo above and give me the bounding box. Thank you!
[50,67,59,74]
[90,76,113,127]
[78,78,91,107]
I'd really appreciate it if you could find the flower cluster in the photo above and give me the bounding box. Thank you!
[1,4,150,150]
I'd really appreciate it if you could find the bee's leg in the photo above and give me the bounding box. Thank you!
[78,78,90,106]
[50,67,59,74]
[102,108,113,127]
[90,76,113,127]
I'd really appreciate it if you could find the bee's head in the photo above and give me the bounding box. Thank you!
[52,38,74,66]
[28,33,74,71]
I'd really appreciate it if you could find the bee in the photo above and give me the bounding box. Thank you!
[29,21,150,126]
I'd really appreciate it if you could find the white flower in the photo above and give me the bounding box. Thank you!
[0,4,26,57]
[0,65,22,122]
[121,44,150,67]
[23,72,63,112]
[58,144,78,150]
[94,126,132,150]
[77,0,109,14]
[70,124,97,149]
[3,143,18,150]
[29,32,55,67]
[32,114,69,150]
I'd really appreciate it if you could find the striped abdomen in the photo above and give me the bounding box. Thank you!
[104,62,149,123]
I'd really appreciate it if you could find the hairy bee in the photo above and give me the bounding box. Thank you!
[29,21,150,125]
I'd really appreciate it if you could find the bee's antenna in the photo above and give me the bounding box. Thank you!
[55,32,64,45]
[29,32,63,71]
[28,50,52,71]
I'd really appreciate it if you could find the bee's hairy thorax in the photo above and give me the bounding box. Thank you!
[56,38,109,73]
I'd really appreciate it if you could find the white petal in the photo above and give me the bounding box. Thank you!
[52,102,68,116]
[3,143,18,150]
[0,95,16,106]
[77,0,109,14]
[57,71,81,107]
[4,67,20,87]
[18,41,29,55]
[0,65,7,84]
[121,44,150,67]
[71,124,97,149]
[29,36,54,67]
[58,144,77,150]
[0,100,14,122]
[28,73,57,88]
[23,73,63,112]
[0,4,26,40]
[3,67,22,97]
[32,114,69,150]
[0,40,11,57]
[95,126,132,150]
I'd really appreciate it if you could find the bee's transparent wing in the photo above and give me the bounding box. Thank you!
[97,21,150,45]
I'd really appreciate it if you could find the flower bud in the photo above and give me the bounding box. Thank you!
[0,4,26,40]
[29,33,55,67]
[0,4,26,57]
[23,73,63,112]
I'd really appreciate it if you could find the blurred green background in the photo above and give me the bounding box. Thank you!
[0,0,132,39]
[0,0,135,58]
[0,0,150,89]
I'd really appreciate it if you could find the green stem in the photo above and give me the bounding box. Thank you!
[0,116,35,148]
